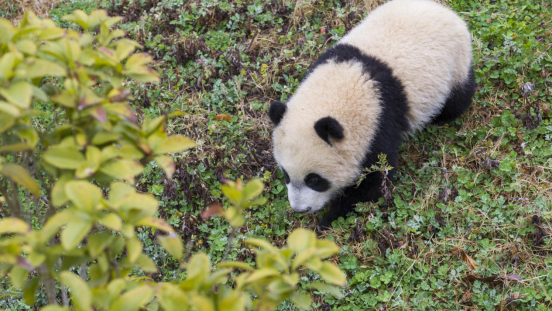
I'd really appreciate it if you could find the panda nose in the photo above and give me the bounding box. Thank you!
[294,207,311,213]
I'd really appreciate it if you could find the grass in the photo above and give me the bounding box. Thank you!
[1,0,552,310]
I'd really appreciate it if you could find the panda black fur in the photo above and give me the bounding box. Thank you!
[268,0,476,229]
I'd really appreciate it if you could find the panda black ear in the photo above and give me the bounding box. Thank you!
[268,100,287,126]
[314,117,344,145]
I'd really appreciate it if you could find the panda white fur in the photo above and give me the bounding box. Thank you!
[268,0,476,228]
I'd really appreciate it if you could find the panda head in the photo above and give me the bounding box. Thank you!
[269,100,351,213]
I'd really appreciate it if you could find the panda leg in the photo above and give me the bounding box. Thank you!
[431,67,476,125]
[318,157,398,230]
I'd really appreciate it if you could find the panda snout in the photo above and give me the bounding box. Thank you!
[291,206,312,213]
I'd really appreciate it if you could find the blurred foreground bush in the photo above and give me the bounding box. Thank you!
[0,10,345,311]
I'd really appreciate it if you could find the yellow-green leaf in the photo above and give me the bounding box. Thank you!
[65,180,101,211]
[61,219,92,250]
[217,261,254,271]
[190,294,215,311]
[41,210,74,241]
[287,228,316,253]
[0,142,33,153]
[242,179,264,202]
[135,217,174,233]
[9,266,29,289]
[153,135,195,155]
[291,293,312,309]
[75,146,101,178]
[43,145,85,169]
[135,254,158,273]
[127,237,142,263]
[99,213,122,231]
[1,81,32,109]
[155,155,175,179]
[51,173,73,207]
[307,282,344,298]
[59,271,91,310]
[0,218,30,235]
[0,113,15,133]
[318,262,347,286]
[158,234,183,260]
[244,268,279,283]
[0,101,20,116]
[23,276,40,305]
[99,159,143,181]
[156,283,188,311]
[25,59,66,79]
[88,232,114,257]
[15,39,37,55]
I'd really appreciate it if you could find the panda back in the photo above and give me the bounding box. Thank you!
[339,0,473,131]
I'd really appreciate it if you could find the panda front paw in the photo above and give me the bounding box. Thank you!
[317,216,334,232]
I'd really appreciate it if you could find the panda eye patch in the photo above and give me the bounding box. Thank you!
[305,173,330,192]
[282,169,290,184]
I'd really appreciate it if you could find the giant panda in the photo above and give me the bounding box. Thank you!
[268,0,476,229]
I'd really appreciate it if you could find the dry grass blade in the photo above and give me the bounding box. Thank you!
[451,247,479,270]
[1,0,60,21]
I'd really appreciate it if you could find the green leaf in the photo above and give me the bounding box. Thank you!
[43,145,85,169]
[287,228,316,253]
[499,160,514,172]
[109,285,154,311]
[0,81,32,108]
[158,234,183,260]
[99,159,144,181]
[0,218,30,235]
[153,135,195,155]
[9,265,29,289]
[127,237,142,263]
[156,283,188,311]
[291,293,312,309]
[318,262,347,286]
[307,282,344,298]
[59,271,91,310]
[61,219,92,250]
[23,276,40,305]
[65,180,101,211]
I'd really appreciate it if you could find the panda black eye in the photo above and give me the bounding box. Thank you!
[282,169,290,184]
[305,173,330,192]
